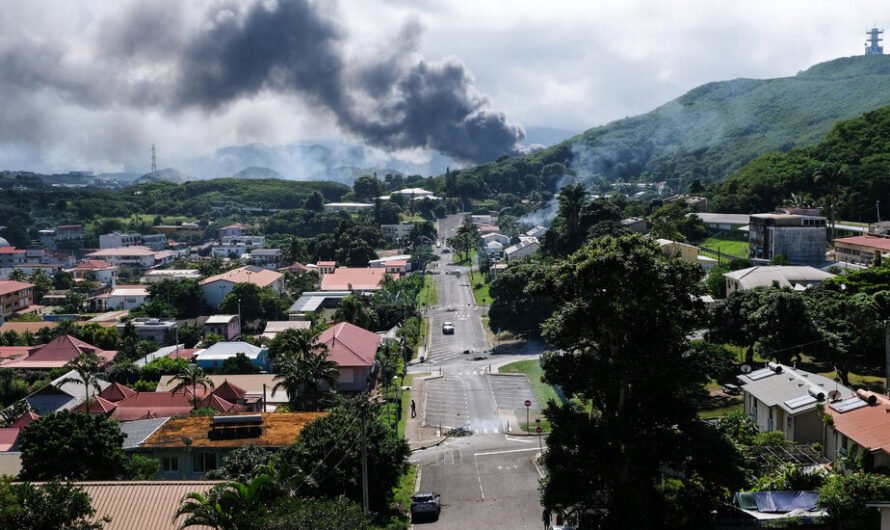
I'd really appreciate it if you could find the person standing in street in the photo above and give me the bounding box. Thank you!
[410,399,417,418]
[542,508,551,529]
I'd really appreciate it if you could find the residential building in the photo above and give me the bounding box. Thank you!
[656,239,700,264]
[287,290,352,315]
[825,390,890,469]
[39,225,84,250]
[219,223,248,238]
[316,261,336,275]
[749,212,827,264]
[524,226,547,239]
[211,235,267,258]
[471,214,498,226]
[319,267,394,291]
[153,224,203,237]
[621,217,648,234]
[136,412,323,479]
[369,254,412,273]
[0,246,26,268]
[504,238,540,261]
[199,265,285,308]
[833,235,890,266]
[380,223,415,240]
[279,261,312,275]
[72,382,242,421]
[133,344,199,367]
[0,281,34,319]
[67,260,119,286]
[204,314,241,341]
[481,233,510,246]
[484,241,504,257]
[86,246,175,269]
[317,322,380,392]
[323,202,374,213]
[245,248,281,268]
[142,269,202,283]
[724,266,835,295]
[2,335,117,370]
[116,318,177,344]
[156,374,290,410]
[383,187,439,201]
[695,213,751,231]
[260,320,311,340]
[99,232,141,249]
[193,341,269,371]
[737,363,853,445]
[20,368,112,414]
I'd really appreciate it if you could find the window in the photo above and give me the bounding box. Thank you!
[787,416,793,431]
[161,456,178,472]
[193,452,217,473]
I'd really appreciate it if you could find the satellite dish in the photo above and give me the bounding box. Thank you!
[740,364,752,374]
[827,390,842,402]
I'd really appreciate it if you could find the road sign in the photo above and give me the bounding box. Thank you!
[524,399,531,408]
[536,426,543,434]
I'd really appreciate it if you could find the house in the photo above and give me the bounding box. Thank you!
[211,235,266,259]
[482,233,510,246]
[39,224,84,250]
[749,212,827,264]
[219,223,248,238]
[524,226,547,239]
[102,285,150,311]
[737,363,853,445]
[380,223,415,241]
[156,374,290,410]
[317,322,380,392]
[369,256,409,274]
[86,246,175,269]
[199,265,285,308]
[57,481,219,530]
[656,239,700,264]
[245,248,281,268]
[0,246,26,268]
[0,410,40,451]
[724,266,835,295]
[2,335,116,370]
[21,369,113,414]
[0,280,34,320]
[833,235,890,266]
[824,390,890,469]
[484,241,504,257]
[193,341,269,371]
[316,261,337,275]
[504,238,539,261]
[100,232,167,251]
[142,269,202,283]
[134,344,199,367]
[72,382,243,421]
[287,291,352,315]
[384,187,439,201]
[695,213,751,232]
[67,260,119,286]
[260,320,311,340]
[323,202,374,213]
[116,318,177,344]
[279,261,312,275]
[136,412,324,478]
[621,217,648,234]
[204,314,241,341]
[319,267,394,291]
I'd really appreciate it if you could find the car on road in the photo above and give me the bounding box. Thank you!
[410,492,441,522]
[441,248,451,253]
[442,321,454,334]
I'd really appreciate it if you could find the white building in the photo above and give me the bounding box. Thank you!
[86,247,175,269]
[484,241,504,257]
[323,202,374,213]
[143,269,202,283]
[505,238,539,261]
[481,233,510,246]
[724,266,836,296]
[380,223,415,241]
[199,266,285,308]
[103,285,150,310]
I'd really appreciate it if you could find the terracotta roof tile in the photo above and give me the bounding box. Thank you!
[9,411,39,429]
[199,266,283,288]
[316,322,379,368]
[319,267,394,291]
[0,281,34,296]
[99,383,137,402]
[211,380,247,402]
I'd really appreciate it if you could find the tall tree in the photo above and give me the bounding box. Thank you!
[0,479,108,530]
[168,365,215,409]
[176,475,279,530]
[813,162,847,241]
[529,234,743,528]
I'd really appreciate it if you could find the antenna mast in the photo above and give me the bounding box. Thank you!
[866,27,884,55]
[151,144,158,178]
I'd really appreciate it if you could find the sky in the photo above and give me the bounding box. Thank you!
[0,0,885,173]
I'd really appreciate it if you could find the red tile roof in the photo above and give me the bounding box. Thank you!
[1,335,116,369]
[319,268,394,291]
[9,411,39,429]
[385,259,408,267]
[211,380,246,402]
[0,247,25,255]
[280,261,311,273]
[0,280,34,296]
[827,390,890,455]
[835,235,890,252]
[72,396,119,415]
[99,382,137,402]
[199,266,283,288]
[197,394,240,413]
[0,346,34,360]
[0,428,20,451]
[70,260,118,271]
[316,322,380,368]
[112,392,194,422]
[317,261,337,267]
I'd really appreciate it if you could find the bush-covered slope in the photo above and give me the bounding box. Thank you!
[442,55,890,199]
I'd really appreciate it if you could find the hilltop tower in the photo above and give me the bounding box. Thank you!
[151,144,158,178]
[866,27,884,55]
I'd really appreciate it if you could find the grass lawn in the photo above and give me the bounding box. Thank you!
[419,275,438,308]
[498,359,561,407]
[453,249,477,266]
[699,235,748,260]
[397,374,417,438]
[470,275,490,306]
[373,463,416,529]
[698,401,743,420]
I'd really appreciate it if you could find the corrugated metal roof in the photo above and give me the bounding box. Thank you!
[75,481,218,530]
[120,417,170,450]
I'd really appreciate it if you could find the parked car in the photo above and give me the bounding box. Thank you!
[442,322,454,334]
[411,492,441,522]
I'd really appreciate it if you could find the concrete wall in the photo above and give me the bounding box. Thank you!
[770,227,826,264]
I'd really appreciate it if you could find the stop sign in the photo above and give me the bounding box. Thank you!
[524,399,532,408]
[536,426,543,434]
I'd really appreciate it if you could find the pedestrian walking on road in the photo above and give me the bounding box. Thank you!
[542,508,551,529]
[410,399,416,418]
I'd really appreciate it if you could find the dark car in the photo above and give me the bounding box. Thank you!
[411,492,441,522]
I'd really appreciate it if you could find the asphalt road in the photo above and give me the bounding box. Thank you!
[408,214,546,529]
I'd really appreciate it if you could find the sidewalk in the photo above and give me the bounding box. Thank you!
[404,373,447,451]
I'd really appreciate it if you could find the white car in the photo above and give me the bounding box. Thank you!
[442,322,455,334]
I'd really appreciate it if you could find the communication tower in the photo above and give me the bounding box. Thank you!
[866,27,884,55]
[151,144,158,178]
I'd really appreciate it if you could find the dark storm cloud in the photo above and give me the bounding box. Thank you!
[0,0,524,164]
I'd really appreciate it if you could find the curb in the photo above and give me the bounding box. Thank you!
[486,372,526,377]
[410,436,449,453]
[532,451,546,479]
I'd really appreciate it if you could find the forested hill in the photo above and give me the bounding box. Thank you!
[708,104,890,220]
[442,55,890,198]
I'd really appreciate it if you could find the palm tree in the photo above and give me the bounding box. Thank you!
[813,162,847,241]
[272,328,338,411]
[557,183,588,243]
[176,475,276,530]
[169,365,215,409]
[59,351,103,414]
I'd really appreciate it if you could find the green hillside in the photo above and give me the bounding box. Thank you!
[709,104,890,219]
[442,55,890,198]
